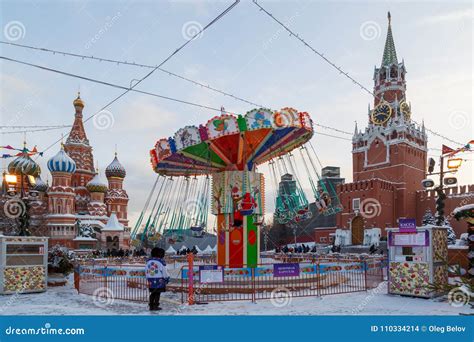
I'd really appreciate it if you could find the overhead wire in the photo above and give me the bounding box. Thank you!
[252,0,465,147]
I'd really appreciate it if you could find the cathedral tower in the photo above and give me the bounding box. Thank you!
[105,153,129,227]
[46,145,77,247]
[64,93,95,213]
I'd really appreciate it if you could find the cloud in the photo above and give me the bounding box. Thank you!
[421,8,473,25]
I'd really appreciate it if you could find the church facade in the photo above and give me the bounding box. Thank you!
[6,94,131,251]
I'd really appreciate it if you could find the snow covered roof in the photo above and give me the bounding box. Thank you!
[73,236,97,241]
[165,246,176,254]
[203,245,214,253]
[102,213,124,231]
[86,173,108,193]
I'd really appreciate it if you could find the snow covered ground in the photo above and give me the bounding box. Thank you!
[0,280,470,316]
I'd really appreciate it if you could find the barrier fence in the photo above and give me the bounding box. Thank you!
[75,257,386,304]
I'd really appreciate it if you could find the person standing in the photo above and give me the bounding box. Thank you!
[145,247,169,311]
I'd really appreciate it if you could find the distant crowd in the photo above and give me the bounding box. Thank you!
[275,244,319,254]
[87,248,147,258]
[275,243,380,255]
[175,246,199,255]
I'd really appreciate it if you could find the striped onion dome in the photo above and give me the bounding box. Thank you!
[86,173,108,193]
[105,154,126,178]
[47,145,76,173]
[33,176,48,192]
[8,153,41,177]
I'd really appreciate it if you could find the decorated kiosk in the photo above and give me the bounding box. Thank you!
[0,235,48,294]
[148,107,316,267]
[387,221,448,298]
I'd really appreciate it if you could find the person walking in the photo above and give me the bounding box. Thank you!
[145,247,169,311]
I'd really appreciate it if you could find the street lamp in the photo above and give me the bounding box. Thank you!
[422,153,460,226]
[447,158,463,170]
[4,174,17,184]
[3,173,18,196]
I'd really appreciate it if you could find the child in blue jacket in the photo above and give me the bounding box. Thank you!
[146,247,169,311]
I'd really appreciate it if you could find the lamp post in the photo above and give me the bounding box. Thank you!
[423,153,460,225]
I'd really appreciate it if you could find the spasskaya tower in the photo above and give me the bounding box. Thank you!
[337,12,428,241]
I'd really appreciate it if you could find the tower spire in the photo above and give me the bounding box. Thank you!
[381,11,398,67]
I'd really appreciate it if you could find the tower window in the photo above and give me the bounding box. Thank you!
[390,67,397,78]
[352,198,361,212]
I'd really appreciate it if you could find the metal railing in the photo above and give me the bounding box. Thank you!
[75,256,385,304]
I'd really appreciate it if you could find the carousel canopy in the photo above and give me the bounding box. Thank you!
[150,108,313,176]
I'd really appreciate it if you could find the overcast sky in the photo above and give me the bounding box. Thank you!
[1,0,472,226]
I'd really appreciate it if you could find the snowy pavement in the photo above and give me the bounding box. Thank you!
[0,281,470,316]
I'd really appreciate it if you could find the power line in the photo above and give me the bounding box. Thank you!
[1,41,356,138]
[2,55,357,143]
[24,0,240,155]
[0,126,72,134]
[315,131,352,141]
[252,0,465,147]
[314,123,352,136]
[0,56,239,115]
[0,40,262,108]
[0,125,70,129]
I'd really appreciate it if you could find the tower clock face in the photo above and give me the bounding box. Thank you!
[400,101,411,120]
[371,102,392,125]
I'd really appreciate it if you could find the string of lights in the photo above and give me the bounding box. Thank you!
[24,0,240,155]
[252,0,465,147]
[0,40,262,108]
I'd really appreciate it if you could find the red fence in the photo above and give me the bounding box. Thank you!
[75,257,385,304]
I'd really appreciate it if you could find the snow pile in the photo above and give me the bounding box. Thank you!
[453,203,474,215]
[0,280,471,316]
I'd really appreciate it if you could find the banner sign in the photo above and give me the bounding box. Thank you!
[389,231,429,247]
[399,218,417,232]
[273,263,300,277]
[199,265,224,284]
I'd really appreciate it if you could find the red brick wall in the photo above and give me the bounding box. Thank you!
[337,179,396,234]
[416,186,474,237]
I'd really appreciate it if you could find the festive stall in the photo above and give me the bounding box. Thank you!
[387,225,447,298]
[0,235,48,294]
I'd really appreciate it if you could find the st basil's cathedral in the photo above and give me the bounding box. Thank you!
[5,94,130,251]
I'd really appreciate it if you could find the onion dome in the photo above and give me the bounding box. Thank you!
[73,92,84,108]
[47,145,76,173]
[105,153,126,178]
[86,173,108,193]
[33,176,48,192]
[8,153,41,177]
